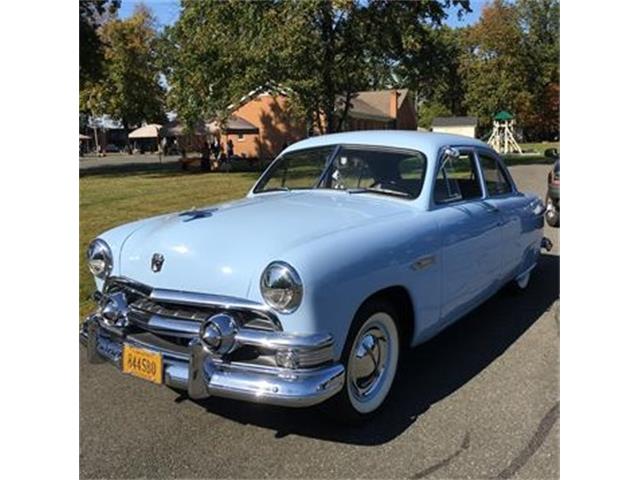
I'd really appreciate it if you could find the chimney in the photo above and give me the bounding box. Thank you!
[389,90,399,119]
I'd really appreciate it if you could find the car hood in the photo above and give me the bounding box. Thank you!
[115,191,412,298]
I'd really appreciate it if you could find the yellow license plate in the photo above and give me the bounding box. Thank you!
[122,344,163,384]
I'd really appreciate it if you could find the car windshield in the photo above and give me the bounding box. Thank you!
[253,145,426,199]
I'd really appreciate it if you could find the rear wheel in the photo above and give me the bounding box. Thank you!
[545,196,560,227]
[326,299,401,423]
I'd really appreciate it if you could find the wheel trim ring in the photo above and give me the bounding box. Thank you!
[346,312,399,414]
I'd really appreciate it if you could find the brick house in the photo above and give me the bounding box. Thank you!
[342,89,417,131]
[220,85,417,160]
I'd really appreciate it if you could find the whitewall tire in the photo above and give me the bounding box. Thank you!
[326,299,402,422]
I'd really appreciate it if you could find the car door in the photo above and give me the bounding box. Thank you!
[475,149,525,280]
[432,148,503,324]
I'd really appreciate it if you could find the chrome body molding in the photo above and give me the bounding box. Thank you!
[411,255,435,271]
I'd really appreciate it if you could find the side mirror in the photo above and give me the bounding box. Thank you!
[443,146,460,159]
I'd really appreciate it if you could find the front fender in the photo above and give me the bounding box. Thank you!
[248,211,442,358]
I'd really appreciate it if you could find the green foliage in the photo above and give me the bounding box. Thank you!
[100,5,166,128]
[418,102,451,129]
[459,0,559,139]
[160,0,280,129]
[79,0,121,88]
[80,4,166,129]
[163,0,471,133]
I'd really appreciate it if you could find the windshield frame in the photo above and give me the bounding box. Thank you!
[252,143,428,200]
[252,145,340,194]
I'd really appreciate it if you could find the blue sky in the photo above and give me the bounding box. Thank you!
[118,0,488,29]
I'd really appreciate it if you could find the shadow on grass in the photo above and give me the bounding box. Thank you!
[79,159,265,180]
[180,253,559,446]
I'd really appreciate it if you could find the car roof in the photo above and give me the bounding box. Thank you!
[285,130,490,154]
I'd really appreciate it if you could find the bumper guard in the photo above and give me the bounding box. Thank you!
[81,315,345,408]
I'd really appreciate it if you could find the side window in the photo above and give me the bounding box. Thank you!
[434,151,482,204]
[478,153,513,196]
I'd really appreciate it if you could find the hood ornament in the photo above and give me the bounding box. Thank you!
[179,207,217,222]
[151,253,165,273]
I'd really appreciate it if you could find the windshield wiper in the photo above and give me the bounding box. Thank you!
[347,188,411,198]
[258,187,290,193]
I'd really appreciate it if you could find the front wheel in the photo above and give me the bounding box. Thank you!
[326,299,401,423]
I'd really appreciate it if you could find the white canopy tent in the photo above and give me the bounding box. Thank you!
[128,124,162,139]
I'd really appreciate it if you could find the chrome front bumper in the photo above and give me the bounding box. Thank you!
[80,315,345,408]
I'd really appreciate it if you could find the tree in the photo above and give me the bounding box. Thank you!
[96,5,166,130]
[79,0,120,88]
[517,0,559,139]
[459,0,559,140]
[160,0,281,128]
[163,0,472,133]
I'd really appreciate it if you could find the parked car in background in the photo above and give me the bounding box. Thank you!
[82,131,551,422]
[104,144,120,153]
[545,155,560,227]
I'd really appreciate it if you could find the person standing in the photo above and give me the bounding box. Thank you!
[226,138,234,159]
[200,140,211,172]
[212,137,221,160]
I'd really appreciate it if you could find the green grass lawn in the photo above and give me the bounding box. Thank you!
[503,142,560,166]
[79,165,260,320]
[519,142,560,154]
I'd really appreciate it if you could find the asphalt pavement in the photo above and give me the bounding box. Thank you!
[80,164,559,479]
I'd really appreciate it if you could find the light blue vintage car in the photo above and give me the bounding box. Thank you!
[82,131,551,421]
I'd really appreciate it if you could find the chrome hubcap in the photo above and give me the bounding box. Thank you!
[350,328,387,398]
[347,312,399,413]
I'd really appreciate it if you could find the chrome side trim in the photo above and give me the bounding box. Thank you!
[234,329,333,350]
[516,263,537,282]
[411,255,436,271]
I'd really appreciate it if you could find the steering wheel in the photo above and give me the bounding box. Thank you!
[369,179,400,190]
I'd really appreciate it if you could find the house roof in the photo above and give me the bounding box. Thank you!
[159,120,211,137]
[431,116,478,127]
[224,115,259,134]
[338,89,410,121]
[494,111,513,121]
[227,83,293,111]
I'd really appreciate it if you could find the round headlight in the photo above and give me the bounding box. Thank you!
[86,239,113,279]
[260,261,303,313]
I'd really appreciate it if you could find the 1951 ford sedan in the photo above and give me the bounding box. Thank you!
[81,131,552,421]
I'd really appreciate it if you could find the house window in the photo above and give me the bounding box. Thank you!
[237,133,244,142]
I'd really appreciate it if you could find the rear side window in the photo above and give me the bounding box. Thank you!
[434,152,483,203]
[478,154,513,196]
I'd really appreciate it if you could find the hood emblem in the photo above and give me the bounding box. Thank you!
[179,207,217,222]
[151,253,165,273]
